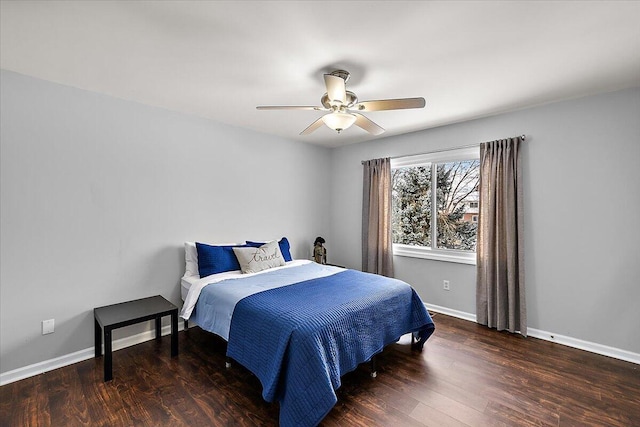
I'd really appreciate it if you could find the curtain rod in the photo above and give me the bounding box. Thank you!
[361,134,526,164]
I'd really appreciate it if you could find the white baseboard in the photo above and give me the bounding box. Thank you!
[0,323,185,386]
[425,303,477,322]
[424,303,640,365]
[526,328,640,365]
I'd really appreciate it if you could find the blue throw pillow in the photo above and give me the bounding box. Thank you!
[195,242,246,277]
[245,237,292,262]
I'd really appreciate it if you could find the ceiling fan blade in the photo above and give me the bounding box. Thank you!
[324,74,346,104]
[353,113,385,135]
[257,105,325,111]
[352,97,426,112]
[300,117,325,135]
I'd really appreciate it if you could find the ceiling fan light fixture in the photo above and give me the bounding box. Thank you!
[257,69,426,136]
[322,112,356,133]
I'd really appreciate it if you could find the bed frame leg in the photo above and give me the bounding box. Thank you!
[370,356,377,378]
[411,331,426,352]
[225,357,232,369]
[184,319,189,329]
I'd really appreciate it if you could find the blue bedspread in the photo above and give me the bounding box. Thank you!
[227,269,435,427]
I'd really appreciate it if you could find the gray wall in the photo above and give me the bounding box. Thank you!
[328,88,640,354]
[0,70,331,374]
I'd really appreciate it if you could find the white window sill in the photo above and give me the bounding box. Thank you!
[393,244,476,265]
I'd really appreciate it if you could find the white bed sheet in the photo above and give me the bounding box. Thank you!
[181,275,196,301]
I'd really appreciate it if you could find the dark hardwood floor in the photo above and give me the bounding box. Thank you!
[2,313,639,426]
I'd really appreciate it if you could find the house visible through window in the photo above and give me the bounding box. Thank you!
[390,146,480,264]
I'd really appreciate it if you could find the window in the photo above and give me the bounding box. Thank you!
[391,147,480,264]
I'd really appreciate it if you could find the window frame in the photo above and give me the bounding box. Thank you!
[390,146,480,265]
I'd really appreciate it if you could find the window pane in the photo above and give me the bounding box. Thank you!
[436,160,480,251]
[392,166,432,246]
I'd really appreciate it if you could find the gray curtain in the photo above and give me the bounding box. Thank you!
[362,158,394,277]
[476,137,526,336]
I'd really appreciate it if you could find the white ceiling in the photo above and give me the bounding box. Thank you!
[2,1,639,148]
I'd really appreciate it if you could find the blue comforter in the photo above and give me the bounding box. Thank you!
[226,269,435,427]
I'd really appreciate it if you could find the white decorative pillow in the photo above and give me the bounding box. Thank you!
[232,241,285,274]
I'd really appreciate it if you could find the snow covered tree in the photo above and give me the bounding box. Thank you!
[392,166,432,246]
[392,160,479,251]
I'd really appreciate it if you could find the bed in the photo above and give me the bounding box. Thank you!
[180,240,435,427]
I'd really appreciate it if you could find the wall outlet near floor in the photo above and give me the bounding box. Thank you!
[443,280,450,291]
[42,319,55,335]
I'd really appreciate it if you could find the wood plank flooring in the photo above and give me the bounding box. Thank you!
[2,313,639,426]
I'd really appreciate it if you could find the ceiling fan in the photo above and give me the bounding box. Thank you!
[257,70,426,136]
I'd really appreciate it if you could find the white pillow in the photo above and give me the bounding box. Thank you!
[232,241,285,274]
[184,242,198,277]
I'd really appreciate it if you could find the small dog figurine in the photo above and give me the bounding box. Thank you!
[313,236,327,264]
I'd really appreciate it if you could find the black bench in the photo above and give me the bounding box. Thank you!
[94,295,178,381]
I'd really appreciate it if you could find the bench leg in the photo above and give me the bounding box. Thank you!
[94,319,102,357]
[155,317,162,341]
[171,311,178,357]
[370,356,377,378]
[104,328,113,381]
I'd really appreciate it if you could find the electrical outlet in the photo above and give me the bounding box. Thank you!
[42,319,55,335]
[443,280,450,291]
